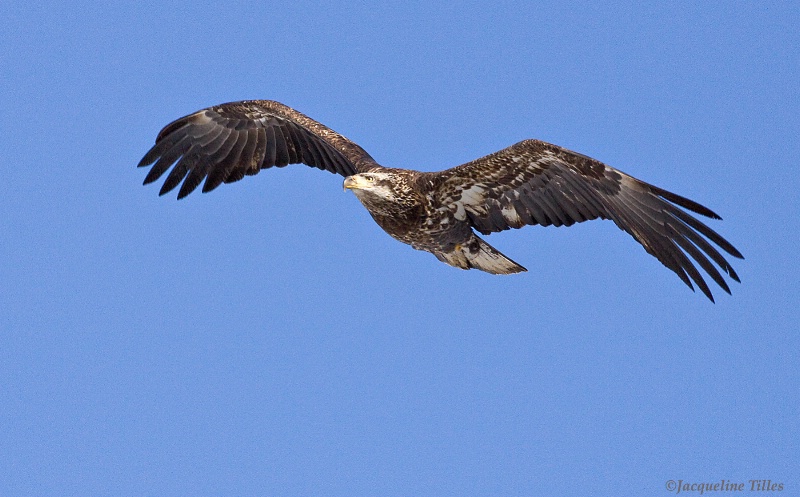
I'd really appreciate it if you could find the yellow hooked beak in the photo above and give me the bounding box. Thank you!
[343,175,370,191]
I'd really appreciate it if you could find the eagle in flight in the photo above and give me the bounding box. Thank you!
[138,100,742,301]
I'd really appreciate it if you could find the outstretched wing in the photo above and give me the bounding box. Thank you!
[433,139,743,301]
[138,100,379,199]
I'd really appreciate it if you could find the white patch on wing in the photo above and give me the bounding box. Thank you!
[195,111,214,124]
[453,203,466,220]
[501,205,521,224]
[541,150,557,160]
[619,174,639,189]
[459,184,486,206]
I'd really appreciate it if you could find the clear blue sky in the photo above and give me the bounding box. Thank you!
[2,1,797,495]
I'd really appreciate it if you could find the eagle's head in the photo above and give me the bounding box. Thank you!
[343,171,419,215]
[343,172,397,197]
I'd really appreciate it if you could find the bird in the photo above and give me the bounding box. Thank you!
[138,100,742,301]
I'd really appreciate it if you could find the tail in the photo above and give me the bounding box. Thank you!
[434,235,527,275]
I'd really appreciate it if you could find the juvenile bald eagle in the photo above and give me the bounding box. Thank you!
[138,100,742,301]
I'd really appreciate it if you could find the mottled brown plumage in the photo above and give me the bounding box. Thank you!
[138,100,743,301]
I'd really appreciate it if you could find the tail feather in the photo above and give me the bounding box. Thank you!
[434,235,526,274]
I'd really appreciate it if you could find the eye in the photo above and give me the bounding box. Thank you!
[366,176,375,182]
